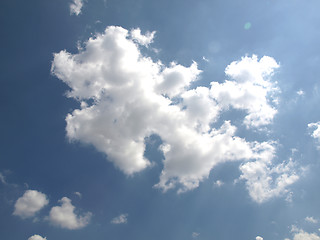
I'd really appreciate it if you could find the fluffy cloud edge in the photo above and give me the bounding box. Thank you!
[49,197,92,230]
[28,235,47,240]
[13,190,49,219]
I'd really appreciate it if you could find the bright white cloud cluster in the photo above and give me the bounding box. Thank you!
[51,26,295,201]
[70,0,83,16]
[28,235,47,240]
[256,236,263,240]
[212,55,279,128]
[13,190,48,219]
[111,213,128,224]
[49,197,92,230]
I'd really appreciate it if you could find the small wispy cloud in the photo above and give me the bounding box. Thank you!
[192,232,200,239]
[70,0,84,16]
[305,216,318,224]
[297,90,305,96]
[111,213,128,224]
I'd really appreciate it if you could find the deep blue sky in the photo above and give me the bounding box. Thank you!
[1,0,320,239]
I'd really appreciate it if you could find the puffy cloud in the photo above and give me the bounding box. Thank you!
[49,197,91,230]
[305,216,318,224]
[239,144,299,203]
[210,55,279,128]
[287,228,320,240]
[28,235,47,240]
[52,26,293,199]
[256,236,263,240]
[130,28,156,47]
[13,190,49,218]
[111,213,128,224]
[308,122,320,145]
[70,0,83,16]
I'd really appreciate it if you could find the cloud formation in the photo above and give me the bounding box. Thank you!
[305,216,318,224]
[286,228,320,240]
[111,213,128,224]
[256,236,263,240]
[240,149,299,203]
[51,26,296,201]
[70,0,83,16]
[28,235,47,240]
[308,122,320,145]
[13,190,48,219]
[49,197,91,229]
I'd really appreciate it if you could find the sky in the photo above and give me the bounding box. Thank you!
[1,0,320,239]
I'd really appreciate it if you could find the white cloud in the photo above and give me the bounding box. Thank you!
[213,180,224,187]
[297,90,305,96]
[70,0,84,16]
[52,26,294,199]
[240,145,300,204]
[256,236,263,240]
[210,55,279,128]
[308,122,320,145]
[288,228,320,240]
[13,190,49,219]
[28,235,47,240]
[111,213,128,224]
[49,197,91,230]
[305,216,318,224]
[130,28,156,47]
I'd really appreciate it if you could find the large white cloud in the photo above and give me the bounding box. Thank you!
[52,26,296,200]
[13,190,49,219]
[49,197,91,230]
[28,235,47,240]
[70,0,83,16]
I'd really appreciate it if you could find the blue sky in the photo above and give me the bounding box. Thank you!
[1,0,320,239]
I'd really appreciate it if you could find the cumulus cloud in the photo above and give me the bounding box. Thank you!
[51,26,294,199]
[70,0,84,16]
[240,148,299,204]
[308,122,320,145]
[256,236,263,240]
[28,235,47,240]
[130,28,156,47]
[211,55,279,128]
[49,197,91,230]
[111,213,128,224]
[287,228,320,240]
[13,190,49,219]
